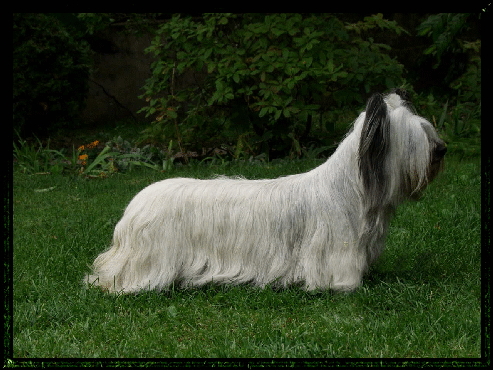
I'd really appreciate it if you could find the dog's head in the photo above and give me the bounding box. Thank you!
[358,89,446,204]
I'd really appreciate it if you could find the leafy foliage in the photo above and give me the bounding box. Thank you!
[416,13,481,156]
[139,13,406,158]
[13,13,91,137]
[415,13,478,90]
[13,131,179,177]
[416,13,472,68]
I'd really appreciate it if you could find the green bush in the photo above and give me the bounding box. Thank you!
[415,13,481,157]
[13,13,91,138]
[416,13,472,69]
[139,13,406,158]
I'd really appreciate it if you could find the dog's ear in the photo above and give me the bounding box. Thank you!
[358,93,391,202]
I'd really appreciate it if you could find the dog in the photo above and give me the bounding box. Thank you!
[84,89,446,293]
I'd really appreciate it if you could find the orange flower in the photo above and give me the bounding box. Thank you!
[78,154,88,165]
[78,145,85,151]
[87,140,99,149]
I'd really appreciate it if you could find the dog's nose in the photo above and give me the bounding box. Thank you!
[436,143,447,157]
[432,143,447,163]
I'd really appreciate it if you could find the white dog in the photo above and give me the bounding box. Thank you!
[84,89,446,293]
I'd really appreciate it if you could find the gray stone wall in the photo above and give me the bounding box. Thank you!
[81,26,155,124]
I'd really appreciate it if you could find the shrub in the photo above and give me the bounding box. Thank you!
[139,13,406,159]
[13,13,91,138]
[416,13,478,90]
[415,13,481,156]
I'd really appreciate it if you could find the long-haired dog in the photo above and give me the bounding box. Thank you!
[85,89,446,293]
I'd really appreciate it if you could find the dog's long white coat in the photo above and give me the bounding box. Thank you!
[85,92,445,293]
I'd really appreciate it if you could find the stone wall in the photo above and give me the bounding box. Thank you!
[80,26,155,125]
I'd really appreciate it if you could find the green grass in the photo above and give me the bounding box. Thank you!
[11,153,481,359]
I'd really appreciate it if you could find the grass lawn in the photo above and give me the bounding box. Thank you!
[11,153,482,360]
